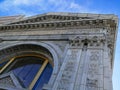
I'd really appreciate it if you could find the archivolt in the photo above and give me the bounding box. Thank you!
[0,41,60,86]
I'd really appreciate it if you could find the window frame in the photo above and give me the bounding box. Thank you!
[0,54,49,90]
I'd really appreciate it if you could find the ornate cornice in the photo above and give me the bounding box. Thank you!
[0,19,116,31]
[0,15,24,25]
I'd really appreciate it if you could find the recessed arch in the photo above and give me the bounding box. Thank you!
[0,53,53,90]
[0,42,60,89]
[0,41,60,74]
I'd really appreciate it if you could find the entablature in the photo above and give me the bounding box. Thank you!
[0,19,116,32]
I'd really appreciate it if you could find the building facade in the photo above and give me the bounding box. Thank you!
[0,13,118,90]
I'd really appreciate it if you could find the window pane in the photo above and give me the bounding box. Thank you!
[33,63,53,90]
[8,56,43,88]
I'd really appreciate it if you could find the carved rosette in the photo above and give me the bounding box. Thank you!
[86,51,99,90]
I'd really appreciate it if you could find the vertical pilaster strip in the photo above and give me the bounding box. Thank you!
[74,46,88,90]
[53,46,82,90]
[103,42,113,90]
[85,49,104,90]
[73,36,105,90]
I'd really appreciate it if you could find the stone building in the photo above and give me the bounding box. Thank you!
[0,12,118,90]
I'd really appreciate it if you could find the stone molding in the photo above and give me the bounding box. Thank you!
[69,36,106,47]
[0,19,116,31]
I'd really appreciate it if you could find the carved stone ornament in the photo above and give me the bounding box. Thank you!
[86,78,98,87]
[86,51,99,90]
[69,36,105,47]
[57,50,78,90]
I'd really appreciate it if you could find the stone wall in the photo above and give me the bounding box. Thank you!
[0,13,118,90]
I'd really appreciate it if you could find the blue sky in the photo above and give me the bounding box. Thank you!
[0,0,120,90]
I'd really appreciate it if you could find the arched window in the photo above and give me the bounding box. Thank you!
[0,53,53,90]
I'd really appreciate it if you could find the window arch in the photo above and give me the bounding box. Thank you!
[0,44,54,90]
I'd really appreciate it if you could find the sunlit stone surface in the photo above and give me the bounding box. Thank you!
[0,12,118,90]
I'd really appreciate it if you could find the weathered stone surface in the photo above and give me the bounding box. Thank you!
[0,12,118,90]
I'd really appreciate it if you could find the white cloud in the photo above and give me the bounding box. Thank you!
[47,0,97,13]
[0,0,96,16]
[13,0,31,5]
[0,0,41,16]
[70,2,81,9]
[69,2,89,12]
[13,0,42,6]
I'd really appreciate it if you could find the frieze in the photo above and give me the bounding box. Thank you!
[69,36,106,47]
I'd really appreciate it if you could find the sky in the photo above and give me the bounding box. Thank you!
[0,0,120,90]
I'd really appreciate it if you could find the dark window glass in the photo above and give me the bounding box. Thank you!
[33,63,53,90]
[0,61,8,69]
[3,56,53,90]
[9,56,43,88]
